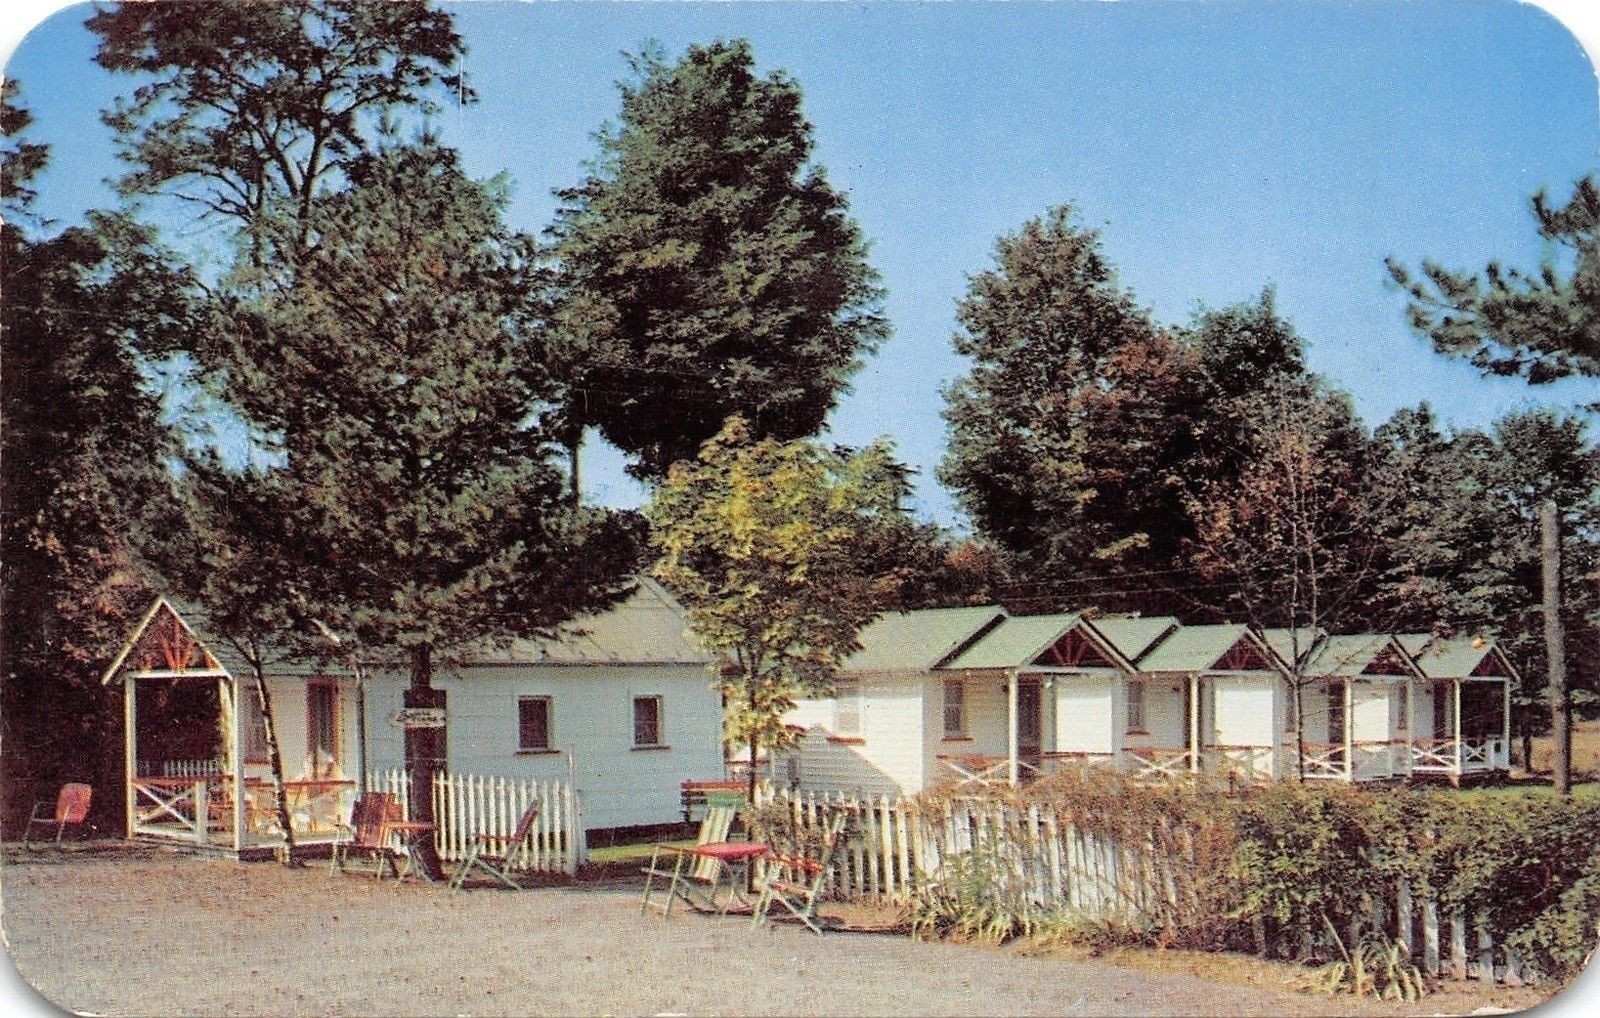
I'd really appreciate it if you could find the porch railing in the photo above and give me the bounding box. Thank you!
[1411,737,1506,775]
[1123,747,1193,781]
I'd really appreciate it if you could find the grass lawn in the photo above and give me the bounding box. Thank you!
[1451,779,1599,801]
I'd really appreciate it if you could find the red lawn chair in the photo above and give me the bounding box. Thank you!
[23,783,92,849]
[330,792,404,879]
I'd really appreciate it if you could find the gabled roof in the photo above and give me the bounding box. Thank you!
[1138,624,1280,673]
[1302,633,1418,679]
[473,578,711,666]
[1260,627,1326,669]
[1396,633,1520,682]
[102,597,241,684]
[842,605,1007,672]
[943,612,1140,672]
[1091,616,1181,664]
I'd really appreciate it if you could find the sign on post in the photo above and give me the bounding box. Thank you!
[390,707,447,729]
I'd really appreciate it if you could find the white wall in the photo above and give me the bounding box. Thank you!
[1211,675,1277,747]
[1053,675,1115,754]
[239,675,359,783]
[781,670,929,795]
[365,664,723,831]
[1351,682,1396,742]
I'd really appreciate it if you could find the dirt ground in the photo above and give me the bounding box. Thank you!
[0,844,1564,1017]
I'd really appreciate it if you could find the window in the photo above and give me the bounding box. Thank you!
[1125,678,1146,732]
[833,678,862,736]
[518,697,552,751]
[633,695,664,747]
[1395,684,1409,732]
[942,679,967,737]
[240,686,270,762]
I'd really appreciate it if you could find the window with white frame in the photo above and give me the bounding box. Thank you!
[1126,678,1147,732]
[518,696,552,751]
[943,679,967,737]
[633,695,664,747]
[833,677,862,736]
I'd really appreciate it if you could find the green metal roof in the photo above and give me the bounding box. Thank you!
[1137,623,1263,673]
[842,605,1007,672]
[1091,616,1180,664]
[1301,633,1404,678]
[1396,633,1516,681]
[1260,627,1326,669]
[942,612,1082,670]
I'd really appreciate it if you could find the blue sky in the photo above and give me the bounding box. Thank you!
[6,1,1599,525]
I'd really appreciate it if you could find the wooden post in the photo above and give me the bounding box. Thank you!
[229,679,245,854]
[1542,499,1571,795]
[1007,670,1019,785]
[1396,878,1414,959]
[1476,918,1493,981]
[1450,911,1468,980]
[1423,899,1441,975]
[193,778,208,846]
[1501,678,1511,772]
[1453,678,1464,780]
[123,676,137,839]
[1188,673,1200,773]
[1343,679,1354,780]
[1405,680,1415,778]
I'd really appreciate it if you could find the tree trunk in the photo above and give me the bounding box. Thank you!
[249,664,298,865]
[405,643,446,878]
[567,425,582,507]
[1541,500,1571,796]
[1293,678,1307,783]
[745,678,759,805]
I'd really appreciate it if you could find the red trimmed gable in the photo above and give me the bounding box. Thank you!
[1365,644,1412,676]
[1471,651,1505,678]
[1037,628,1115,669]
[129,603,220,674]
[1213,637,1272,672]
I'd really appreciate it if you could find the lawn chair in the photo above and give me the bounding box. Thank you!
[22,783,92,849]
[330,792,404,879]
[751,811,849,935]
[447,798,541,892]
[640,789,743,918]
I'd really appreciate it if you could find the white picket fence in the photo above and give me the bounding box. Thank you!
[758,788,1533,985]
[139,758,223,778]
[369,769,585,875]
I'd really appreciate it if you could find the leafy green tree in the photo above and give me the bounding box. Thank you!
[549,39,887,482]
[646,417,907,801]
[939,206,1199,610]
[194,141,638,875]
[1387,176,1599,392]
[88,0,469,247]
[1,85,192,833]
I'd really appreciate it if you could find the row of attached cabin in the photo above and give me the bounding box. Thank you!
[777,606,1515,796]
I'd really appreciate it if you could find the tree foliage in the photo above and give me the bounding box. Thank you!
[89,0,469,243]
[940,206,1201,608]
[0,86,192,833]
[1387,176,1600,392]
[646,417,908,797]
[549,39,887,479]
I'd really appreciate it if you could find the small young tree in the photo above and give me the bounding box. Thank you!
[1183,377,1379,780]
[646,418,907,802]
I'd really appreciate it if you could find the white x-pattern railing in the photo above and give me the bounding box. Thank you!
[1124,747,1193,781]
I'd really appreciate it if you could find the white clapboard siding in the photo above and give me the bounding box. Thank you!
[369,769,585,874]
[756,788,1533,987]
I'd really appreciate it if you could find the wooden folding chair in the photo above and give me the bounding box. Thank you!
[640,790,742,918]
[330,792,404,879]
[447,798,541,892]
[751,812,848,935]
[22,783,92,849]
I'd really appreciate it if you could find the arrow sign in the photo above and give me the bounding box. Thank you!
[390,707,446,729]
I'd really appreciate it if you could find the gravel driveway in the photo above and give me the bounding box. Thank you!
[0,849,1548,1016]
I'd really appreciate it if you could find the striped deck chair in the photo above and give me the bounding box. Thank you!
[751,811,849,935]
[447,798,541,892]
[330,792,404,879]
[640,790,743,918]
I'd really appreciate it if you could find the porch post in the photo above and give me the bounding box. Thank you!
[1006,670,1019,785]
[1405,680,1415,777]
[1501,679,1512,771]
[1188,673,1200,773]
[229,678,245,853]
[1343,680,1354,781]
[123,675,137,839]
[1453,678,1464,775]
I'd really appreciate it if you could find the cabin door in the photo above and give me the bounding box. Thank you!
[1017,678,1043,756]
[306,681,340,777]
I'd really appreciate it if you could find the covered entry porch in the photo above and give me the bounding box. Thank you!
[102,598,361,858]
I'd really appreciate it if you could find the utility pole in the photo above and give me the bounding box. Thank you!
[1541,500,1571,796]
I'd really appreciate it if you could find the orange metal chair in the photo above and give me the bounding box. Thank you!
[23,783,92,849]
[330,792,404,879]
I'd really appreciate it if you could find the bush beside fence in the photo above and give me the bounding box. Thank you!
[754,774,1600,987]
[369,769,585,875]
